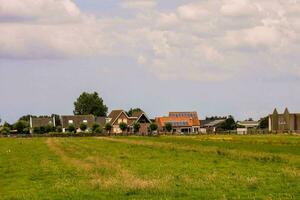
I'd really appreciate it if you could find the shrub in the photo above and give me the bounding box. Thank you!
[94,127,103,134]
[92,123,100,132]
[80,123,87,132]
[67,125,76,133]
[1,127,11,135]
[45,125,55,133]
[133,122,141,133]
[119,122,128,133]
[105,123,112,134]
[56,126,62,133]
[33,127,40,134]
[165,122,172,132]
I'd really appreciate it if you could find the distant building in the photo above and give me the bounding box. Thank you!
[269,108,300,132]
[236,120,259,134]
[106,110,151,135]
[156,112,200,133]
[200,118,226,133]
[30,116,56,133]
[61,115,95,132]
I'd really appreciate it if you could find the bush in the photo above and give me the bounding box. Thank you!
[165,122,172,132]
[105,123,112,133]
[92,123,100,132]
[119,122,128,133]
[1,127,11,135]
[94,127,103,134]
[80,123,88,132]
[45,125,55,133]
[33,127,41,134]
[56,126,62,133]
[133,122,141,133]
[67,125,76,133]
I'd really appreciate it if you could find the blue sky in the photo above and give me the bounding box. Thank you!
[0,0,300,123]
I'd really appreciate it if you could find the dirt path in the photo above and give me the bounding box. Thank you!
[46,138,163,190]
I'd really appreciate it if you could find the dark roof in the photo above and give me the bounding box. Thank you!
[95,117,106,126]
[200,119,225,128]
[61,115,95,128]
[107,110,124,123]
[132,111,143,118]
[31,117,54,128]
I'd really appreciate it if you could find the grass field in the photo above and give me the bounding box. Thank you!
[0,135,300,199]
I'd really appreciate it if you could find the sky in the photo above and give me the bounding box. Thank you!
[0,0,300,123]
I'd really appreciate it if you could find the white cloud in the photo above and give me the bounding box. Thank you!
[0,0,300,81]
[120,0,156,10]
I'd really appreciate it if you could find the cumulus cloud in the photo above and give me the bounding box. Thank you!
[0,0,299,81]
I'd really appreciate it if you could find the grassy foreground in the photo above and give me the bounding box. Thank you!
[0,135,300,199]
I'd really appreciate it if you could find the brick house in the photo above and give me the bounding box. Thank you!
[156,111,201,134]
[106,110,151,135]
[269,108,300,132]
[61,115,95,132]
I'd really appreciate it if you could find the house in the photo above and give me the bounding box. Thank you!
[29,116,56,133]
[269,108,300,132]
[236,120,259,134]
[61,115,95,132]
[200,118,226,133]
[106,110,151,135]
[156,111,201,134]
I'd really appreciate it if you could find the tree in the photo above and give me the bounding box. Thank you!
[258,117,269,129]
[1,127,10,135]
[119,122,128,134]
[80,123,88,132]
[94,126,103,134]
[92,124,100,132]
[73,92,108,117]
[165,122,173,133]
[220,115,236,131]
[127,108,143,117]
[14,120,29,134]
[133,122,141,134]
[150,123,158,135]
[19,115,36,122]
[105,123,112,135]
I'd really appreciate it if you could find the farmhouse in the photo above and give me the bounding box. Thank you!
[269,108,300,132]
[236,120,259,134]
[106,110,151,135]
[200,118,226,133]
[156,112,200,133]
[61,115,95,132]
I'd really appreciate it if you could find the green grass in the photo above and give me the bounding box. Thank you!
[0,135,300,199]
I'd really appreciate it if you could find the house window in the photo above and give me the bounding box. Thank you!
[123,119,127,124]
[118,119,122,124]
[83,120,88,123]
[68,120,73,124]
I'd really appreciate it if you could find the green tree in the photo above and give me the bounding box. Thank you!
[119,122,128,134]
[220,115,236,131]
[1,127,11,135]
[127,108,143,117]
[105,123,112,135]
[133,122,141,133]
[165,122,173,133]
[94,126,103,134]
[150,123,158,135]
[73,92,108,117]
[258,117,269,129]
[92,123,100,133]
[14,120,29,134]
[80,123,88,132]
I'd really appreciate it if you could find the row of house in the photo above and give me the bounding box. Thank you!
[29,108,300,134]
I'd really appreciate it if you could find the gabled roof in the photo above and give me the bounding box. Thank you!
[95,117,106,126]
[61,115,95,128]
[108,110,124,124]
[156,117,195,127]
[201,119,226,128]
[31,117,54,128]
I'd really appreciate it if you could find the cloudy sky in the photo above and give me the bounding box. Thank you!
[0,0,300,123]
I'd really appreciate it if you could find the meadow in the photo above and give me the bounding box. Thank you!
[0,135,299,199]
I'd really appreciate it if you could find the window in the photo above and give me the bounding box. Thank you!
[123,119,127,124]
[68,120,73,124]
[83,120,88,123]
[118,119,122,124]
